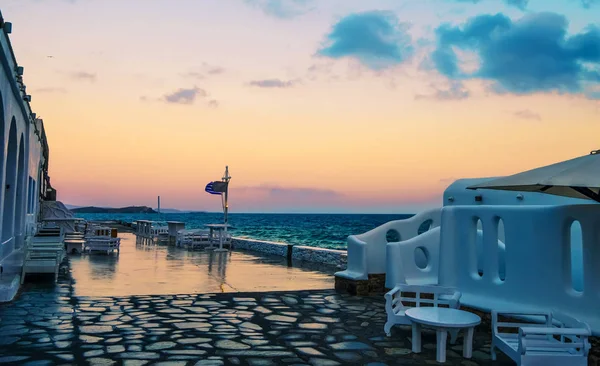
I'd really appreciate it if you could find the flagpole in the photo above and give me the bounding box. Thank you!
[215,166,230,252]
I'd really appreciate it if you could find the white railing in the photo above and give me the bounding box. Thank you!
[335,208,441,280]
[439,204,600,335]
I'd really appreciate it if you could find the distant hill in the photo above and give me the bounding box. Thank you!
[70,206,157,214]
[153,208,186,213]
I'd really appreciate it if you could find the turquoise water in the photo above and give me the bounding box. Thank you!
[74,212,413,250]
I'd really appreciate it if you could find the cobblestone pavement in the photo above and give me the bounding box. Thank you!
[0,262,515,366]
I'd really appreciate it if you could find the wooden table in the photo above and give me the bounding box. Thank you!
[405,307,481,363]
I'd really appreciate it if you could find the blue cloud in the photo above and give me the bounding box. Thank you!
[317,11,413,70]
[450,0,529,10]
[503,0,528,10]
[431,12,600,98]
[580,0,600,8]
[244,0,313,19]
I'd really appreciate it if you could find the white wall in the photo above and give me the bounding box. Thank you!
[0,20,44,264]
[439,204,600,334]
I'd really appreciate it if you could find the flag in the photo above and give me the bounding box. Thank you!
[205,181,228,195]
[211,181,229,193]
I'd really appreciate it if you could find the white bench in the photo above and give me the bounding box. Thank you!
[64,239,86,254]
[21,250,61,284]
[84,237,121,254]
[492,310,591,366]
[29,236,66,262]
[384,284,461,337]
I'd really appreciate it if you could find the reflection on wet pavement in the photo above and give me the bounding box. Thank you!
[70,233,335,297]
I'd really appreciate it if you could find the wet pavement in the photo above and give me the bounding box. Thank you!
[70,233,335,296]
[0,234,515,365]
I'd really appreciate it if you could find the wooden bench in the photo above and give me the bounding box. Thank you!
[492,310,591,366]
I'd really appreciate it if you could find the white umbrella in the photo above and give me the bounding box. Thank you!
[467,150,600,203]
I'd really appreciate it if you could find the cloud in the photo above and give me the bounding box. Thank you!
[430,12,600,99]
[248,78,298,88]
[163,86,207,104]
[204,63,225,75]
[233,185,341,200]
[208,100,219,108]
[580,0,600,8]
[71,71,96,82]
[316,11,414,71]
[513,109,542,120]
[33,87,67,94]
[449,0,529,10]
[415,80,470,101]
[181,63,225,80]
[503,0,528,10]
[244,0,314,19]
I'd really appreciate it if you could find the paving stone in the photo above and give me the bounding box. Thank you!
[22,360,53,366]
[0,356,29,363]
[0,261,517,366]
[215,339,251,350]
[334,351,363,362]
[107,345,126,353]
[265,315,297,323]
[80,325,113,333]
[118,352,160,360]
[299,323,328,330]
[87,358,116,365]
[296,347,325,356]
[329,341,373,350]
[194,360,224,366]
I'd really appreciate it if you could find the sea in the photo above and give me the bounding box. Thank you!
[74,212,414,250]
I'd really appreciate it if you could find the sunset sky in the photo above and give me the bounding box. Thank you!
[3,0,600,213]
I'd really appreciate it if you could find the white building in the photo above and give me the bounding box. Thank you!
[0,10,55,300]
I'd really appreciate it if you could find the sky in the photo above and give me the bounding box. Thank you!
[2,0,600,213]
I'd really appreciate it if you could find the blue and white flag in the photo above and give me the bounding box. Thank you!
[205,181,228,195]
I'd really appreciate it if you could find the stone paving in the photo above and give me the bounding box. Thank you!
[0,260,515,366]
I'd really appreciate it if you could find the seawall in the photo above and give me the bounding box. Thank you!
[231,238,347,269]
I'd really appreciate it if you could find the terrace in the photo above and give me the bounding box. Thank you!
[0,232,515,365]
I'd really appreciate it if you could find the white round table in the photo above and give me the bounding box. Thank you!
[405,307,481,363]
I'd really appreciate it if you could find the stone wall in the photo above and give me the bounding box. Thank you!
[335,274,386,296]
[231,238,347,268]
[231,238,289,257]
[291,245,346,269]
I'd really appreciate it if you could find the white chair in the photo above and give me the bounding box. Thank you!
[491,310,591,366]
[21,250,61,284]
[384,284,461,337]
